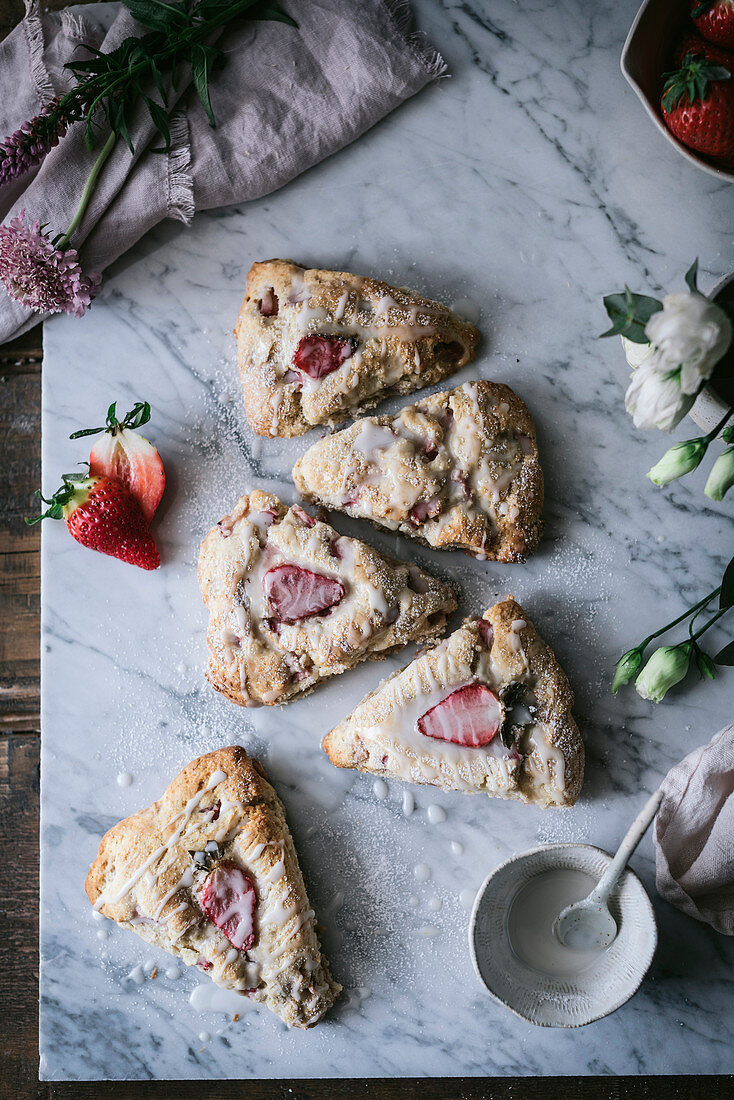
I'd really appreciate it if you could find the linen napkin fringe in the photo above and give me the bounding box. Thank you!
[384,0,447,80]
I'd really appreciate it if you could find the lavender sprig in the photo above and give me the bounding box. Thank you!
[0,97,88,186]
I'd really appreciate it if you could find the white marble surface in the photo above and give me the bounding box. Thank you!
[39,0,734,1080]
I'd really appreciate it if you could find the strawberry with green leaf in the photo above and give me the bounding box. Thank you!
[661,51,734,162]
[70,400,165,524]
[692,0,734,50]
[29,473,160,570]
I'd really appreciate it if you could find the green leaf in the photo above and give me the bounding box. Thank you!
[191,42,218,127]
[713,639,734,664]
[122,401,151,429]
[693,1,715,16]
[600,288,662,343]
[124,0,186,33]
[723,426,734,444]
[720,554,734,609]
[685,259,699,294]
[142,93,171,148]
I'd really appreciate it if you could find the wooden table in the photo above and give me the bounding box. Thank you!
[0,4,731,1097]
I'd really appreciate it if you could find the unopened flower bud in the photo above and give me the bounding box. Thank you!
[704,446,734,502]
[612,647,644,693]
[647,437,707,486]
[635,644,692,703]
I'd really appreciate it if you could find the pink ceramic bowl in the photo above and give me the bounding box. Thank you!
[621,0,734,182]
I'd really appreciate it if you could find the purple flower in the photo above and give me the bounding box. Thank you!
[0,99,73,186]
[0,211,101,317]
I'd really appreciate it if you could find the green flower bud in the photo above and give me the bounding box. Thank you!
[647,437,707,486]
[612,647,644,693]
[635,643,692,703]
[704,446,734,502]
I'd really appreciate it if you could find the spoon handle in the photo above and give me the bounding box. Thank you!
[593,788,664,902]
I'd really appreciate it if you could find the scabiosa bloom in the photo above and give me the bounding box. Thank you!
[0,99,75,186]
[0,211,100,317]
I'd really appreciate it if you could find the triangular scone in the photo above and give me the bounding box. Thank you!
[234,259,480,437]
[323,597,584,808]
[198,490,457,707]
[293,380,544,563]
[85,747,341,1029]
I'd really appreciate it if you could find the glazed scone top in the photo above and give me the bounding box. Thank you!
[293,380,544,563]
[85,747,341,1028]
[235,259,480,436]
[198,490,456,707]
[323,597,584,808]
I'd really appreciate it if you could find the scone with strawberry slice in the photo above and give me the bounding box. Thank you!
[198,490,457,707]
[323,597,583,808]
[85,746,340,1029]
[293,380,543,563]
[235,259,480,436]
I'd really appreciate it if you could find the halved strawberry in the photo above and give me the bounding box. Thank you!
[201,862,256,951]
[29,474,160,570]
[293,334,357,379]
[263,563,344,623]
[692,0,734,50]
[71,401,165,524]
[417,682,502,747]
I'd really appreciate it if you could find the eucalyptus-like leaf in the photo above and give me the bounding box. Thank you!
[684,259,699,294]
[600,287,662,343]
[714,639,734,665]
[720,554,734,609]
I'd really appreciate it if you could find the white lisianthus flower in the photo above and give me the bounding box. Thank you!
[621,335,656,370]
[645,292,732,395]
[624,359,695,432]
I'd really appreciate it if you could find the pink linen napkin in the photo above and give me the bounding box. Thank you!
[654,723,734,935]
[0,0,445,343]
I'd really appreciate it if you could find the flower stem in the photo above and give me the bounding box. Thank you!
[690,604,730,643]
[640,584,720,647]
[703,407,733,443]
[56,130,116,251]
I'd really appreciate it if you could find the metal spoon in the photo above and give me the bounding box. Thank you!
[554,788,664,950]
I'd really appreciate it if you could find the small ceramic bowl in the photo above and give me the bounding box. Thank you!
[621,0,734,183]
[469,844,657,1028]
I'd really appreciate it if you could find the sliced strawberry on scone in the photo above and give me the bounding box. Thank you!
[72,400,165,524]
[263,564,345,623]
[417,683,503,747]
[198,490,457,707]
[293,334,357,379]
[201,862,257,951]
[323,597,584,808]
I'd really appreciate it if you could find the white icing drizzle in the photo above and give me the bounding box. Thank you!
[94,770,227,910]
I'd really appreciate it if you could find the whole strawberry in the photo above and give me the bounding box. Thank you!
[29,474,160,570]
[70,400,165,524]
[692,0,734,50]
[661,52,734,162]
[673,30,733,66]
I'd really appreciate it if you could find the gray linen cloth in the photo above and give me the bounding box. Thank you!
[654,723,734,935]
[0,0,445,343]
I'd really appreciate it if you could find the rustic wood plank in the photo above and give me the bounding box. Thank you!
[0,363,41,731]
[0,733,40,1097]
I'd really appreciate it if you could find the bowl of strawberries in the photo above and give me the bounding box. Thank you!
[622,0,734,179]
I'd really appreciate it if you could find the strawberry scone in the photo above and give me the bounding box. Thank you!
[293,380,544,563]
[323,597,583,808]
[198,490,457,707]
[234,259,480,436]
[85,747,341,1028]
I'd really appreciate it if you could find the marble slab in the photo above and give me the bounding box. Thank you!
[39,0,734,1080]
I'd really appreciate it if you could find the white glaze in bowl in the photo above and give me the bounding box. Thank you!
[469,844,657,1028]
